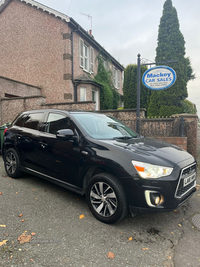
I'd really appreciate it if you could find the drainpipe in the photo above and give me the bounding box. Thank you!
[71,26,80,102]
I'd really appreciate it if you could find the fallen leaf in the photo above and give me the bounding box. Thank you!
[31,232,36,236]
[197,194,200,196]
[174,210,179,213]
[18,233,32,244]
[196,187,199,190]
[142,248,149,250]
[30,259,33,262]
[21,219,25,222]
[18,214,23,217]
[10,255,13,259]
[0,225,6,228]
[128,237,133,241]
[107,252,115,259]
[16,192,18,194]
[0,192,2,195]
[167,255,172,259]
[4,233,9,237]
[178,224,182,227]
[79,214,85,219]
[31,189,35,191]
[171,232,174,234]
[0,240,8,246]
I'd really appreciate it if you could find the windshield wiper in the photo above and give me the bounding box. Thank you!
[113,136,132,140]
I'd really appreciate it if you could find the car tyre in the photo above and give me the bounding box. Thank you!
[86,173,128,224]
[4,148,22,178]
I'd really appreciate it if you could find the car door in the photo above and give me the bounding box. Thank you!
[13,111,45,171]
[38,111,83,187]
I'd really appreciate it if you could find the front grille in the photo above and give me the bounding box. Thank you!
[175,163,197,198]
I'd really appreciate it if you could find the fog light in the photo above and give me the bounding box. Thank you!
[145,191,164,207]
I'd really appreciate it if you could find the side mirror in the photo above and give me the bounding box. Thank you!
[56,129,74,140]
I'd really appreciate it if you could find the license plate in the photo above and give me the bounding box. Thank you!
[183,173,196,187]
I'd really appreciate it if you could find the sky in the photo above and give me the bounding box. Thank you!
[35,0,200,117]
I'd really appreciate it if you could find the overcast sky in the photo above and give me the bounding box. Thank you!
[36,0,200,117]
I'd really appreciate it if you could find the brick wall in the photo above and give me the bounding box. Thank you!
[0,96,46,124]
[98,108,146,120]
[0,97,95,125]
[0,76,41,98]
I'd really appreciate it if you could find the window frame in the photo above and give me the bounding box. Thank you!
[79,38,94,73]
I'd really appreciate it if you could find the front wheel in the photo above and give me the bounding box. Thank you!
[4,148,22,178]
[86,173,128,224]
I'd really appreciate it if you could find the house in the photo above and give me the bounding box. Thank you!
[0,0,124,124]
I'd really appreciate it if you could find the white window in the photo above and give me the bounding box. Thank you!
[112,67,120,89]
[80,87,86,101]
[79,38,94,73]
[90,47,94,73]
[92,89,99,110]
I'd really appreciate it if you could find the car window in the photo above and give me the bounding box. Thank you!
[73,113,138,139]
[46,113,72,135]
[23,113,44,130]
[13,114,27,127]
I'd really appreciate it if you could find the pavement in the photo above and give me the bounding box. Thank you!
[0,129,200,267]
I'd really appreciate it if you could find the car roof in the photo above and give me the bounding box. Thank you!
[21,109,95,114]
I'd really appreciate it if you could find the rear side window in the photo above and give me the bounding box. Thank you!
[13,114,26,127]
[23,113,44,130]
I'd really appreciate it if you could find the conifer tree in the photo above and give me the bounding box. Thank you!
[148,0,195,117]
[123,64,150,111]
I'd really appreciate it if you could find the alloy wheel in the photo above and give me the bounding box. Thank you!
[90,182,118,217]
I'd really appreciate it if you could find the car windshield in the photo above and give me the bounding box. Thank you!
[73,113,138,139]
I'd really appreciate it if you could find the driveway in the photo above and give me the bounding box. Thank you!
[0,142,200,267]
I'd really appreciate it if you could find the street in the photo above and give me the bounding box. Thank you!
[0,129,200,267]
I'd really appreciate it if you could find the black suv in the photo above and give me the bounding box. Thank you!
[2,109,197,224]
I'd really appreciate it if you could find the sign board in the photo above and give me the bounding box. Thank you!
[142,66,176,90]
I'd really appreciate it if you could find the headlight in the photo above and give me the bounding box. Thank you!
[132,160,173,179]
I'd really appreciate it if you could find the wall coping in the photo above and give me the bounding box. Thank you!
[1,95,46,101]
[42,101,95,106]
[0,75,41,89]
[98,108,146,113]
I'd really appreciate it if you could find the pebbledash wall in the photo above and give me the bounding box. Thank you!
[1,96,198,159]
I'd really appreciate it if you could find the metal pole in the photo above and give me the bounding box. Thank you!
[181,115,184,137]
[137,54,141,134]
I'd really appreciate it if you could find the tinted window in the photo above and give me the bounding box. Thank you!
[23,113,44,130]
[13,114,27,127]
[74,113,138,139]
[46,113,71,135]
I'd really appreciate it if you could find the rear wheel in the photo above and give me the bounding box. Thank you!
[86,173,128,224]
[4,148,22,178]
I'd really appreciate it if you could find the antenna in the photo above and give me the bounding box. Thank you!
[80,12,92,33]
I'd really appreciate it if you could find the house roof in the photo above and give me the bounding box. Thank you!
[0,0,124,71]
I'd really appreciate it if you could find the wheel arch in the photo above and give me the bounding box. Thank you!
[82,165,123,195]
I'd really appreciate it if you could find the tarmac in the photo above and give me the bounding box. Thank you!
[0,128,200,267]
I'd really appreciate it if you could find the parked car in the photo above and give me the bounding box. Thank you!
[2,109,197,224]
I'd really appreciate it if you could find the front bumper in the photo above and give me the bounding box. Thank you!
[122,161,197,215]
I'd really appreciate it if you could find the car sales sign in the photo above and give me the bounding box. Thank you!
[142,66,176,90]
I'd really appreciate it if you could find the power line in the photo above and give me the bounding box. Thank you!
[67,0,73,15]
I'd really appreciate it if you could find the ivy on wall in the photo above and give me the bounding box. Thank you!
[94,55,120,110]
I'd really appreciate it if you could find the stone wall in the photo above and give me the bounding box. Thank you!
[0,76,41,98]
[0,96,95,125]
[98,108,146,120]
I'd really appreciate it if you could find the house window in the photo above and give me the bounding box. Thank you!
[80,87,86,101]
[92,89,99,110]
[112,67,120,89]
[79,38,94,73]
